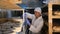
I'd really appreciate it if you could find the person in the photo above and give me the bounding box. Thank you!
[25,7,44,34]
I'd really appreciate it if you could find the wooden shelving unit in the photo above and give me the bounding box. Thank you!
[0,9,24,34]
[48,0,60,34]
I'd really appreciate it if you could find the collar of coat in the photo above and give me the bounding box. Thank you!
[35,16,42,20]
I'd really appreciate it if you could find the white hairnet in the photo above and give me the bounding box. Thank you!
[34,7,42,14]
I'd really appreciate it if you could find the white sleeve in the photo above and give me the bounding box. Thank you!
[29,19,44,33]
[26,13,34,19]
[29,25,39,33]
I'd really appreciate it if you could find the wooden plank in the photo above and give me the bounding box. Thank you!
[0,18,8,23]
[53,26,60,32]
[51,0,60,4]
[8,0,22,4]
[52,16,60,18]
[52,3,60,5]
[0,0,21,9]
[48,2,53,34]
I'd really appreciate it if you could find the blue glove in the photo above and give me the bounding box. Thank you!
[23,13,31,26]
[26,18,30,26]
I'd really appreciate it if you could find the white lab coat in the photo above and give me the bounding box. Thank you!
[26,13,44,33]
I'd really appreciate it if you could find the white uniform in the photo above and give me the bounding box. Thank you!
[26,13,44,33]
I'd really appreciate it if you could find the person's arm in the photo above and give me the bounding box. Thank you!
[23,12,34,26]
[29,19,43,33]
[25,13,34,19]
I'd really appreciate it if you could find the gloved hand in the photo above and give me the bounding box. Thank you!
[23,13,31,26]
[26,18,31,26]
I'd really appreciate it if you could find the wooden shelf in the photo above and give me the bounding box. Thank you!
[53,26,60,32]
[0,18,8,23]
[0,0,21,9]
[50,0,60,5]
[51,3,60,5]
[52,16,60,19]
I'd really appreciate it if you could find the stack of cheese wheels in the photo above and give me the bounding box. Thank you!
[0,18,23,34]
